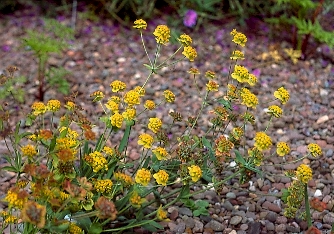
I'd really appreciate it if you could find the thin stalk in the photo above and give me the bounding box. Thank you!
[140,31,153,67]
[304,184,312,228]
[156,45,182,69]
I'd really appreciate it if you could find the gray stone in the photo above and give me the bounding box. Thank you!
[266,211,277,222]
[193,219,204,233]
[226,192,237,199]
[184,217,195,228]
[230,215,242,225]
[178,207,193,216]
[204,220,225,231]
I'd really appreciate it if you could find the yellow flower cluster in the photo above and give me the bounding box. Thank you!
[178,33,192,46]
[31,102,47,116]
[248,74,257,86]
[230,50,245,60]
[268,105,283,118]
[254,132,272,151]
[153,170,169,186]
[21,144,37,158]
[215,135,234,157]
[135,168,151,186]
[103,146,114,155]
[188,67,200,75]
[276,142,290,156]
[148,117,162,133]
[56,137,77,150]
[227,84,238,100]
[5,189,27,209]
[163,90,175,103]
[114,172,134,186]
[182,46,197,62]
[240,88,258,108]
[138,133,154,148]
[144,100,156,110]
[59,127,79,139]
[90,91,104,102]
[130,191,145,208]
[156,205,168,221]
[188,165,202,182]
[152,147,168,160]
[133,19,147,30]
[3,214,17,225]
[94,179,113,194]
[47,99,61,112]
[205,70,216,79]
[231,127,243,140]
[110,112,123,128]
[134,86,145,96]
[274,87,290,104]
[124,90,140,106]
[122,108,136,121]
[110,80,126,92]
[65,101,76,110]
[68,222,83,234]
[84,151,108,173]
[206,80,219,92]
[105,100,119,112]
[231,65,249,83]
[153,25,171,45]
[307,143,322,157]
[231,29,247,47]
[296,164,313,184]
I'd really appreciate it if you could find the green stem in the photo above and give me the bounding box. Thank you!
[141,71,154,90]
[156,46,182,69]
[188,91,209,135]
[264,116,273,132]
[304,184,312,228]
[140,31,153,67]
[102,218,157,232]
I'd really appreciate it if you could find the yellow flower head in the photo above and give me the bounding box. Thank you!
[268,105,283,118]
[152,147,169,160]
[94,179,113,194]
[110,80,126,92]
[110,95,121,103]
[122,108,136,121]
[133,19,147,30]
[188,165,202,182]
[188,67,200,75]
[148,117,162,133]
[47,99,61,112]
[153,170,169,186]
[215,135,234,157]
[65,101,76,110]
[103,146,114,156]
[134,86,145,96]
[230,50,245,60]
[84,151,108,173]
[163,90,175,103]
[182,46,197,62]
[231,127,243,140]
[114,172,134,186]
[247,74,257,86]
[90,91,104,102]
[231,29,247,47]
[135,168,151,186]
[178,33,192,46]
[153,25,171,45]
[130,191,146,208]
[138,133,154,148]
[31,102,47,116]
[276,142,290,156]
[254,132,272,151]
[240,88,258,108]
[274,87,290,104]
[156,205,169,221]
[21,144,37,158]
[307,143,322,157]
[3,215,17,225]
[206,80,219,92]
[296,164,313,184]
[21,201,46,228]
[231,65,249,83]
[144,100,156,110]
[4,188,28,209]
[205,70,216,79]
[110,112,124,128]
[105,100,119,113]
[124,90,140,106]
[69,222,83,234]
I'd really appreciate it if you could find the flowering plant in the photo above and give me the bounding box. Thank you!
[0,19,324,233]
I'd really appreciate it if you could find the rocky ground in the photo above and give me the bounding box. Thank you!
[0,5,334,234]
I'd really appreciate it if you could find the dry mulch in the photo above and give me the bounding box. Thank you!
[0,5,334,234]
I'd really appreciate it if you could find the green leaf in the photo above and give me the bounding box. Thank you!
[195,200,209,208]
[217,98,232,110]
[118,120,135,152]
[234,150,246,165]
[88,223,103,234]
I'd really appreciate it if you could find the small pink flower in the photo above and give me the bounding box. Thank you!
[184,10,197,27]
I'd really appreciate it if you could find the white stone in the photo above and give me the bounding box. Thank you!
[314,189,322,197]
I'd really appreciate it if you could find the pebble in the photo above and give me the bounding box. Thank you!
[178,207,193,216]
[266,211,277,222]
[193,219,204,232]
[230,215,243,225]
[262,201,282,213]
[204,220,225,231]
